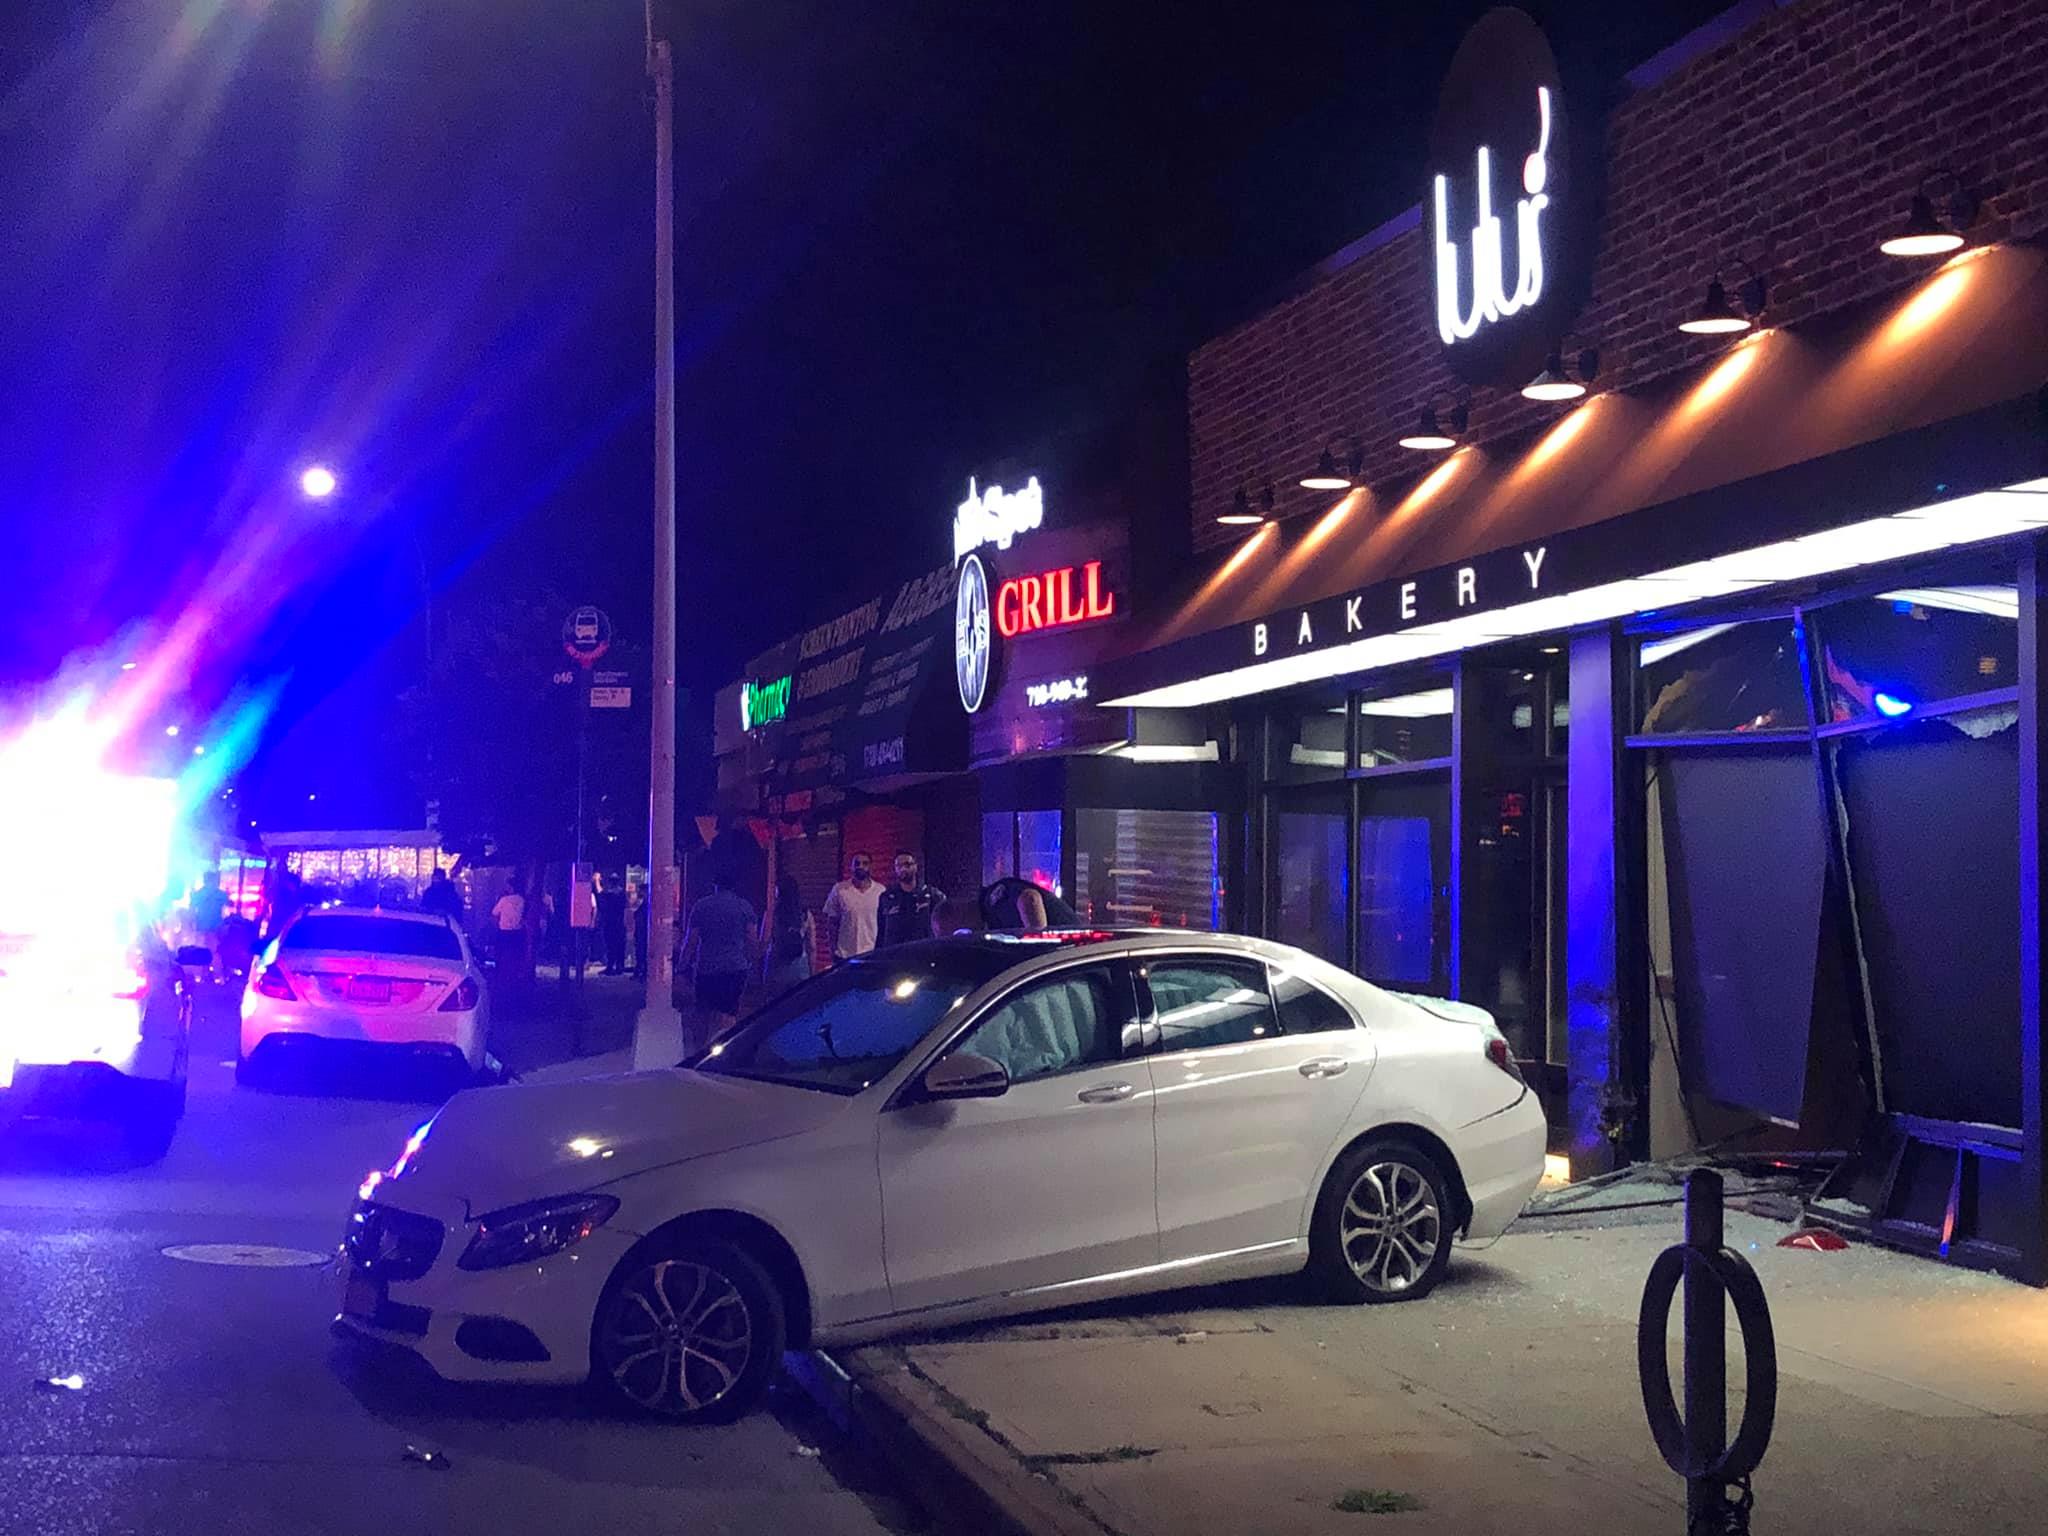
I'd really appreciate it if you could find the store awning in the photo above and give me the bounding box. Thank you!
[1098,242,2048,707]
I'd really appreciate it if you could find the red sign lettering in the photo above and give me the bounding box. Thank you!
[995,560,1118,639]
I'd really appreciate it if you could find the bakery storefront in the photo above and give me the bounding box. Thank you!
[1091,1,2048,1279]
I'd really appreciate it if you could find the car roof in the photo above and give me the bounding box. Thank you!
[851,928,1283,971]
[289,905,455,928]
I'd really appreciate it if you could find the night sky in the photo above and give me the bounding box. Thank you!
[0,0,1728,828]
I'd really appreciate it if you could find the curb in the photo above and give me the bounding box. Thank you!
[784,1348,1105,1536]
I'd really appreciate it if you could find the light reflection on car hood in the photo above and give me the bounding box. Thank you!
[387,1067,846,1216]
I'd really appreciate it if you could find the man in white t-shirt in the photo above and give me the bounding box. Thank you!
[490,879,526,972]
[821,852,882,960]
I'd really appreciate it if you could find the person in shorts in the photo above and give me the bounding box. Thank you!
[680,868,756,1043]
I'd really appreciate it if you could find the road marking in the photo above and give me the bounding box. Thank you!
[161,1242,329,1268]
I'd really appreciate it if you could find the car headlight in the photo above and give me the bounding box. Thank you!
[458,1193,620,1271]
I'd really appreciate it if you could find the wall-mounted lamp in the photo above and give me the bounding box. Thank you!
[1216,486,1265,526]
[1678,269,1767,335]
[1879,173,1979,258]
[1398,394,1470,452]
[1521,345,1599,403]
[1298,439,1362,491]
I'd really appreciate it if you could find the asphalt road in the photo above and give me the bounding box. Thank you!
[0,981,913,1536]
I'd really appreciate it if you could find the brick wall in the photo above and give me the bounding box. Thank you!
[1190,0,2048,549]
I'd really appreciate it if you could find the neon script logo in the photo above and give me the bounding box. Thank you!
[996,561,1116,639]
[954,477,1044,563]
[740,674,791,731]
[1433,86,1552,347]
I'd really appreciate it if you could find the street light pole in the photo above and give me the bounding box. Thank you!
[635,0,684,1068]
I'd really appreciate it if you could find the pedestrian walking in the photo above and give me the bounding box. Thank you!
[820,851,882,960]
[679,869,755,1047]
[566,865,596,983]
[876,851,946,948]
[760,873,815,999]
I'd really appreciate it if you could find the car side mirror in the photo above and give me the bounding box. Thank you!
[175,946,212,967]
[922,1051,1009,1102]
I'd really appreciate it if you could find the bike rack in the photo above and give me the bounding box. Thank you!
[1637,1168,1778,1533]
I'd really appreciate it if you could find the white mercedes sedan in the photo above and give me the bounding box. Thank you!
[333,930,1544,1421]
[242,907,490,1083]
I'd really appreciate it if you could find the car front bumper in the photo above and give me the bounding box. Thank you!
[332,1192,638,1387]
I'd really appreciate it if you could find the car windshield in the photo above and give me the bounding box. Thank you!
[281,915,462,961]
[696,945,1008,1095]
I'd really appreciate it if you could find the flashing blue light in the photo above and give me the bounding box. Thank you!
[1874,692,1914,717]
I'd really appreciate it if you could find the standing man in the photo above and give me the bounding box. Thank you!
[820,851,882,962]
[679,868,756,1046]
[596,869,628,975]
[490,876,526,974]
[420,866,463,922]
[876,851,946,948]
[566,865,597,983]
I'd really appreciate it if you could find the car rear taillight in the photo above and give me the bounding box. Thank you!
[1484,1036,1524,1083]
[113,967,150,1001]
[254,966,296,1001]
[438,975,480,1012]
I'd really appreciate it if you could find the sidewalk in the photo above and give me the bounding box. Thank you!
[826,1193,2048,1535]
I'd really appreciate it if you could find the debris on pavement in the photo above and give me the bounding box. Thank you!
[1778,1227,1850,1252]
[792,1444,822,1458]
[401,1445,453,1469]
[33,1373,85,1393]
[1174,1330,1207,1344]
[1332,1487,1424,1515]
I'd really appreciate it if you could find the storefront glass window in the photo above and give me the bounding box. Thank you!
[1355,685,1453,767]
[1017,810,1063,898]
[1637,618,1809,735]
[980,812,1015,887]
[1072,809,1220,930]
[1272,796,1347,965]
[1816,582,2018,724]
[1357,777,1449,991]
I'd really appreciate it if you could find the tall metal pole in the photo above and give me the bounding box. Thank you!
[635,1,684,1067]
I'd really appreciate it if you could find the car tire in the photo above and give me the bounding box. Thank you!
[119,1079,184,1166]
[590,1238,787,1423]
[1308,1139,1455,1304]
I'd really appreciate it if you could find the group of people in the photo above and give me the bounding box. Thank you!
[678,850,947,1038]
[482,869,646,985]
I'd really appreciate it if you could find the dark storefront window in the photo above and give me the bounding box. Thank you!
[1271,791,1347,965]
[1357,811,1434,985]
[1817,583,2018,724]
[1071,809,1220,931]
[1638,618,1809,735]
[1017,811,1063,897]
[981,812,1015,886]
[1356,683,1453,767]
[1834,703,2021,1125]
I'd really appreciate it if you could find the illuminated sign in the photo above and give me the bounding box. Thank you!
[1252,543,1548,658]
[954,554,992,714]
[995,560,1116,638]
[1025,675,1089,708]
[740,674,792,731]
[1425,8,1587,390]
[953,477,1044,563]
[1433,85,1551,345]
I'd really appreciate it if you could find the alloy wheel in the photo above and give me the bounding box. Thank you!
[1339,1160,1442,1295]
[597,1259,755,1417]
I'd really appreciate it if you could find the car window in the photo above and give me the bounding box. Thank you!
[281,915,462,961]
[700,951,987,1094]
[1144,957,1275,1052]
[1270,965,1356,1034]
[956,965,1126,1083]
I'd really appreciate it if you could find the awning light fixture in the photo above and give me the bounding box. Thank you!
[1299,439,1363,492]
[1216,486,1265,527]
[1521,346,1599,403]
[1678,270,1768,336]
[1399,396,1470,452]
[1880,174,1977,258]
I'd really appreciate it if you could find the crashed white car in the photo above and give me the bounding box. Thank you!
[334,930,1544,1420]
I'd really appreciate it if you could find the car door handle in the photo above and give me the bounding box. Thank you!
[1076,1081,1137,1104]
[1298,1057,1350,1079]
